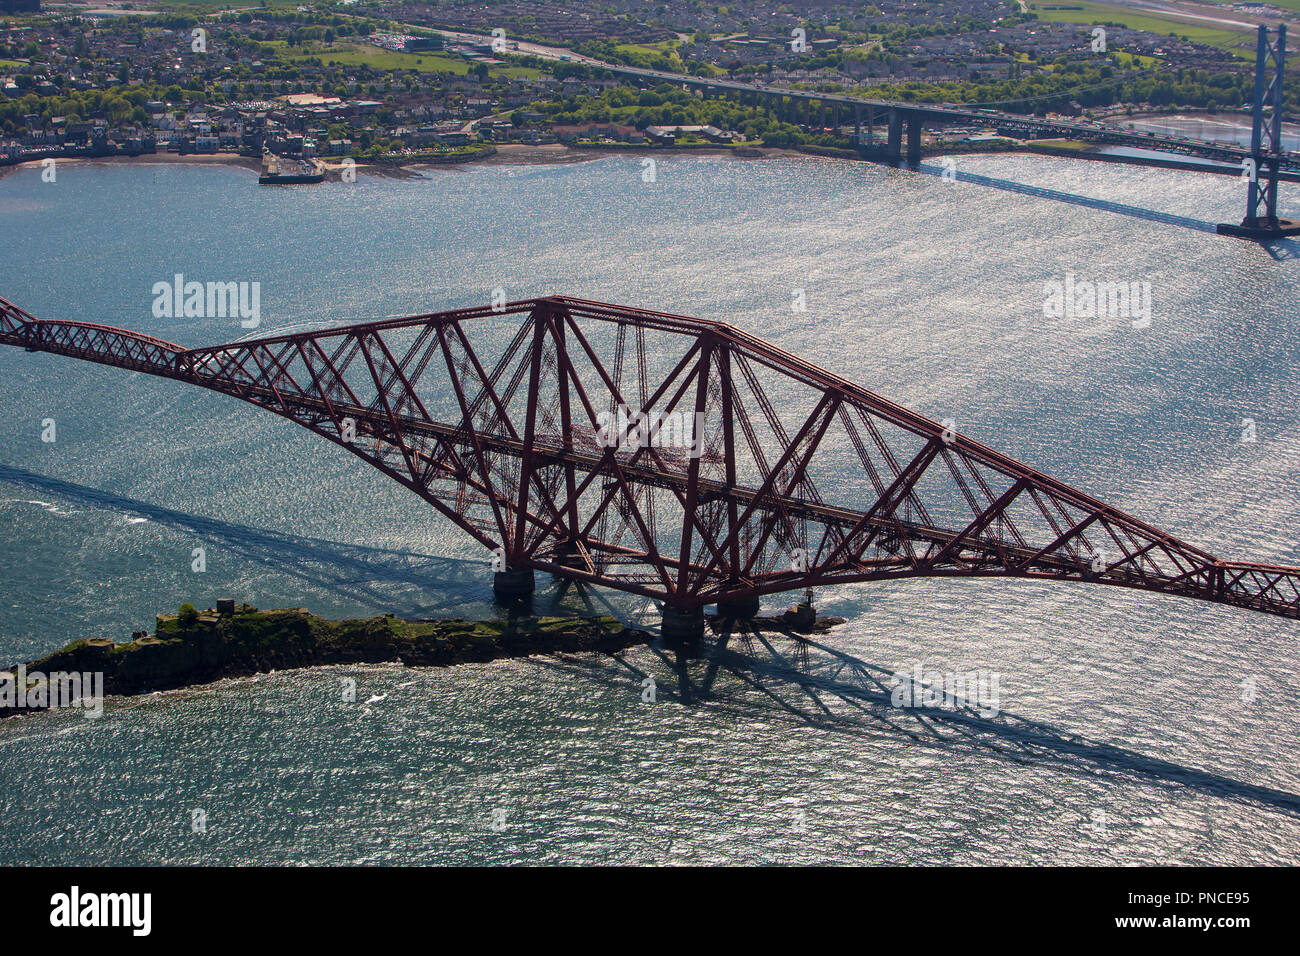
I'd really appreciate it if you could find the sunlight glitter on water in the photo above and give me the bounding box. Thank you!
[1,153,1298,864]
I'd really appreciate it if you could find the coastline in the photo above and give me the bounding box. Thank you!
[0,151,263,181]
[0,603,847,718]
[0,137,1253,184]
[0,607,655,718]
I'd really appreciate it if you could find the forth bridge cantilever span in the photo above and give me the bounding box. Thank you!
[3,293,1298,640]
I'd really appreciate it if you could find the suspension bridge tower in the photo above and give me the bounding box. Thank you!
[1219,25,1300,240]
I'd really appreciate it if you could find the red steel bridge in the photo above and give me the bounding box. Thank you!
[3,293,1299,639]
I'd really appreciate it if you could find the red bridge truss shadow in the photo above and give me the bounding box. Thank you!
[3,294,1298,637]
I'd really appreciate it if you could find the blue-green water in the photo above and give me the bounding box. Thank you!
[1,153,1299,864]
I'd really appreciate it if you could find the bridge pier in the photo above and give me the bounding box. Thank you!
[906,115,923,166]
[7,294,1300,627]
[887,111,903,164]
[554,540,585,568]
[661,605,705,643]
[884,111,924,166]
[493,567,535,600]
[717,595,761,620]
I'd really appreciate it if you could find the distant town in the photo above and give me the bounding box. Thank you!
[1,0,1296,174]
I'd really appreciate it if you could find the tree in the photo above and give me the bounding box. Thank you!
[177,603,198,628]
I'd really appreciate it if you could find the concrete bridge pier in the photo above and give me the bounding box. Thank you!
[493,567,535,600]
[661,605,706,643]
[546,541,589,597]
[717,594,761,620]
[907,114,923,166]
[554,540,585,569]
[887,111,903,164]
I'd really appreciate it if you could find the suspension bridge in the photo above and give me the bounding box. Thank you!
[549,24,1299,239]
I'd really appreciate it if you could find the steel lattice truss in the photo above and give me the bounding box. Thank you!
[3,294,1299,618]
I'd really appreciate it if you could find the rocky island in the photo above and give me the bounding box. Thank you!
[1,599,850,718]
[1,603,653,717]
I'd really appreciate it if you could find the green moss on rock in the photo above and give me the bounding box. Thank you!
[5,608,651,708]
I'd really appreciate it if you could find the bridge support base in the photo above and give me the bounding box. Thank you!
[783,599,817,632]
[906,116,922,167]
[553,540,586,570]
[716,595,761,620]
[886,111,903,165]
[1216,218,1300,241]
[493,568,535,600]
[661,605,705,643]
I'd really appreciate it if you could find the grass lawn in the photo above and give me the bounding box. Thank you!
[1112,50,1159,69]
[141,0,304,11]
[614,41,680,56]
[1032,138,1093,149]
[279,42,539,78]
[1029,1,1259,59]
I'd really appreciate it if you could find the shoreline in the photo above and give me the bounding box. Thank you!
[0,136,1259,184]
[0,604,847,718]
[0,606,654,718]
[0,151,263,181]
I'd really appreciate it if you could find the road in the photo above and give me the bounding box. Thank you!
[426,27,1297,168]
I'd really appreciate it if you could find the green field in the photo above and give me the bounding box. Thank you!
[614,41,680,56]
[1111,50,1159,69]
[1030,1,1260,59]
[1032,137,1093,149]
[137,0,306,11]
[279,42,540,79]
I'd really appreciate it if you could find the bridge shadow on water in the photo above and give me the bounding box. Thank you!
[915,161,1220,234]
[4,464,1297,819]
[1263,237,1300,261]
[0,463,494,620]
[530,617,1300,821]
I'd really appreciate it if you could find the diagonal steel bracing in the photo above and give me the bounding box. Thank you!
[3,292,1299,619]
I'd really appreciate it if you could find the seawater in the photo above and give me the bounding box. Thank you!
[0,152,1298,864]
